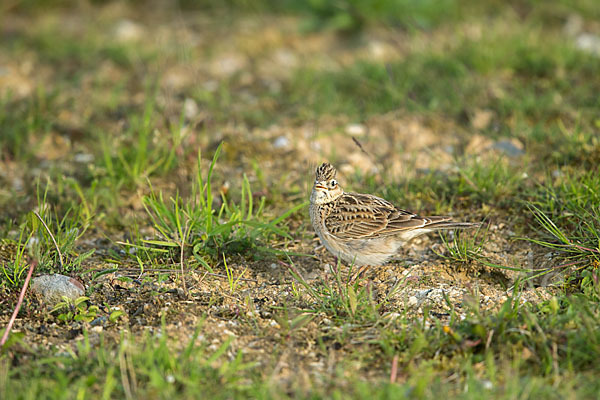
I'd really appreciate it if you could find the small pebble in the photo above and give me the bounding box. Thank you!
[91,326,103,333]
[74,153,94,163]
[273,136,290,149]
[345,124,366,136]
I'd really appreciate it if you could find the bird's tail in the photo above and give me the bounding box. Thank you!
[426,219,482,230]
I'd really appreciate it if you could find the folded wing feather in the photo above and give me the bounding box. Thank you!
[324,192,453,240]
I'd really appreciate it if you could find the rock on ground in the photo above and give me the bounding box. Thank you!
[30,274,85,305]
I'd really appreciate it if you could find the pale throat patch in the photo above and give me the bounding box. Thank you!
[310,186,343,205]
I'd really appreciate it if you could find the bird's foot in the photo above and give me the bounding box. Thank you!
[349,265,370,283]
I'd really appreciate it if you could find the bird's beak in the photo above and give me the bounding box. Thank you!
[315,184,327,190]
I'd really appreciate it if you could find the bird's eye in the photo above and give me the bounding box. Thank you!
[330,180,337,187]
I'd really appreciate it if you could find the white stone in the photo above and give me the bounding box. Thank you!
[576,33,600,56]
[273,136,290,149]
[184,98,199,119]
[345,123,366,136]
[114,19,144,42]
[31,274,85,304]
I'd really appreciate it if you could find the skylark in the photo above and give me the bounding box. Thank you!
[309,162,480,266]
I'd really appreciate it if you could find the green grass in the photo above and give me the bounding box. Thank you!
[191,31,600,155]
[98,94,183,189]
[283,258,404,324]
[3,283,600,399]
[0,90,57,161]
[438,227,488,265]
[188,14,600,141]
[357,157,526,215]
[524,169,600,284]
[127,142,305,266]
[0,231,33,288]
[2,320,259,400]
[280,31,600,130]
[2,0,600,398]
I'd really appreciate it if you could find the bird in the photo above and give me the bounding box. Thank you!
[309,162,480,267]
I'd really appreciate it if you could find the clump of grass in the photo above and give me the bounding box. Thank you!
[539,124,600,169]
[98,95,184,189]
[452,158,526,206]
[525,169,600,286]
[438,225,488,264]
[26,185,94,274]
[0,186,93,289]
[0,230,33,288]
[222,253,248,294]
[126,142,305,271]
[0,90,56,161]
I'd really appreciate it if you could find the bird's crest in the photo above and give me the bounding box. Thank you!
[315,163,337,181]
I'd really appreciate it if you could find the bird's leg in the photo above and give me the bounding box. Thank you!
[349,265,370,283]
[331,256,339,275]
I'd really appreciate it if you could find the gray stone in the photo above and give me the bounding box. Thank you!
[492,140,525,157]
[30,274,85,304]
[90,316,108,327]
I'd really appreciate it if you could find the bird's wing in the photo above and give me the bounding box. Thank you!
[324,192,450,240]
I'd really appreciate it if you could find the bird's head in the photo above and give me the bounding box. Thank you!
[310,163,343,204]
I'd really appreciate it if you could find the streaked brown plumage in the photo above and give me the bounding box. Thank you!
[309,162,479,266]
